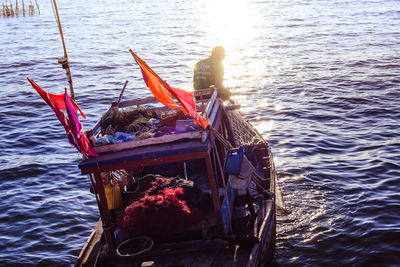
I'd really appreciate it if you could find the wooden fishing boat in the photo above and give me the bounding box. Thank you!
[27,2,276,266]
[75,87,277,267]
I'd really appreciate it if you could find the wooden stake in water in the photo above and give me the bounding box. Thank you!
[34,0,38,14]
[1,0,38,17]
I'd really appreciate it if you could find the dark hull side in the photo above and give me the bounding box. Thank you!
[77,194,276,267]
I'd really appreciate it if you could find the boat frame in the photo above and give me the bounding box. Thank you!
[76,88,276,267]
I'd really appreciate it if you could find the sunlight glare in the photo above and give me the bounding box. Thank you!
[257,119,274,132]
[199,0,258,46]
[197,1,267,98]
[274,104,283,112]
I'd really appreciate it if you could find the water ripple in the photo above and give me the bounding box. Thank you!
[1,0,400,265]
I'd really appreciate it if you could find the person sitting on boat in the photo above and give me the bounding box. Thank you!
[193,46,231,100]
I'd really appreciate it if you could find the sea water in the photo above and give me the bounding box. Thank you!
[0,0,399,265]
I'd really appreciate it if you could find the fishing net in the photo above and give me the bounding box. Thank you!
[120,176,204,240]
[100,106,157,134]
[226,110,289,212]
[226,110,263,146]
[98,106,189,142]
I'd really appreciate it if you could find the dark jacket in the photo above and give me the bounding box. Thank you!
[193,57,224,90]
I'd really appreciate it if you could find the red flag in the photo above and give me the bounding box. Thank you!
[49,93,86,119]
[28,78,97,157]
[129,49,210,129]
[168,85,210,129]
[28,78,70,132]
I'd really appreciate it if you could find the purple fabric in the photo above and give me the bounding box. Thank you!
[153,125,176,137]
[64,88,82,135]
[64,89,98,157]
[134,57,149,85]
[64,89,81,152]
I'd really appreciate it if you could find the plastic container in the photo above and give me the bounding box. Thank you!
[223,146,244,175]
[104,183,123,210]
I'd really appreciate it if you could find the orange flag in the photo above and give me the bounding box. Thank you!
[129,50,209,129]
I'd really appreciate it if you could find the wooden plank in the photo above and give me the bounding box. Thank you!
[81,138,210,169]
[234,244,253,267]
[190,249,219,267]
[257,201,269,237]
[80,149,210,174]
[94,130,203,154]
[75,219,102,267]
[245,200,274,267]
[209,99,221,128]
[152,239,228,255]
[118,96,159,108]
[211,246,236,267]
[206,90,218,118]
[225,104,241,111]
[202,98,221,143]
[246,244,260,267]
[256,200,274,253]
[155,253,197,267]
[193,87,215,99]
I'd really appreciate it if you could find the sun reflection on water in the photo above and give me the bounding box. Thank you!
[258,119,274,132]
[199,0,259,46]
[274,103,283,112]
[198,0,265,90]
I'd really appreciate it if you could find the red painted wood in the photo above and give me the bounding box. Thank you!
[80,150,210,174]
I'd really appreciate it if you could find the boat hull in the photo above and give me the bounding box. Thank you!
[76,95,277,267]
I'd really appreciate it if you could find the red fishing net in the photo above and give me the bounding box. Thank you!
[121,177,203,240]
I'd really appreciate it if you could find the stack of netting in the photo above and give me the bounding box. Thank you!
[120,176,207,240]
[99,106,189,140]
[100,106,157,134]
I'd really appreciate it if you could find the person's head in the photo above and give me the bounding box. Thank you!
[211,46,225,62]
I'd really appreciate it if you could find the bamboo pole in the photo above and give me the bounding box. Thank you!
[51,0,75,100]
[117,80,129,107]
